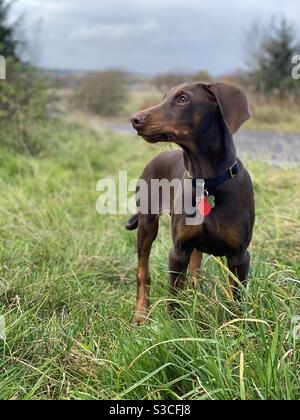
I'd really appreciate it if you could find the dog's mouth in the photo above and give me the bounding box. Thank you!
[138,132,177,143]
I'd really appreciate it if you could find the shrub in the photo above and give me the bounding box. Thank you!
[0,59,51,154]
[152,72,189,91]
[191,70,213,83]
[71,70,128,116]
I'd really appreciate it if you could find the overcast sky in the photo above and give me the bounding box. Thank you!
[11,0,300,75]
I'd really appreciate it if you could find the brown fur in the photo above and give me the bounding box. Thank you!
[128,82,255,323]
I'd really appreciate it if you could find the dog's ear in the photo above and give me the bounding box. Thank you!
[205,83,251,135]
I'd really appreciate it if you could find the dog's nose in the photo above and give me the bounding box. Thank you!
[131,113,146,130]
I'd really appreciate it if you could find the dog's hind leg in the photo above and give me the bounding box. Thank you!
[134,214,159,324]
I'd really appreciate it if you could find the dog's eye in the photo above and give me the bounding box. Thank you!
[177,95,189,105]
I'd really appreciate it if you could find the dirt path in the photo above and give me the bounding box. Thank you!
[235,130,300,166]
[104,122,300,166]
[73,115,300,167]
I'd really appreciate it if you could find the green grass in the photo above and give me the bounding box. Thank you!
[0,119,299,400]
[245,101,300,133]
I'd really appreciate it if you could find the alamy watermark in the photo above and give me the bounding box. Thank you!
[292,55,300,80]
[291,316,300,340]
[0,316,6,341]
[96,171,205,225]
[0,55,6,80]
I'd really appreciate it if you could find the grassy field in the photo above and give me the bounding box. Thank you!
[63,86,300,134]
[245,100,300,133]
[0,118,299,400]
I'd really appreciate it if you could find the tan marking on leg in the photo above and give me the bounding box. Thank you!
[134,258,151,324]
[189,250,203,273]
[189,250,203,288]
[134,217,159,324]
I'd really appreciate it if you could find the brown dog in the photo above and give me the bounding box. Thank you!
[127,82,255,323]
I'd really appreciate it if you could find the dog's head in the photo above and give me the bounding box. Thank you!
[131,82,250,145]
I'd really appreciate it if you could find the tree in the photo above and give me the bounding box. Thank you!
[246,17,300,96]
[0,0,21,60]
[0,1,50,154]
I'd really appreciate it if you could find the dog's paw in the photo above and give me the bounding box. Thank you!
[133,312,148,325]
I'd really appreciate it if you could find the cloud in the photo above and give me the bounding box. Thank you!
[70,21,158,41]
[10,0,300,74]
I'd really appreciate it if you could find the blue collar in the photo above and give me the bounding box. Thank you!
[189,161,239,191]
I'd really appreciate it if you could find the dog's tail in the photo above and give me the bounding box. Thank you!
[125,213,139,231]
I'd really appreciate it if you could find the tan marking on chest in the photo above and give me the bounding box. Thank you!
[176,224,203,243]
[219,226,241,248]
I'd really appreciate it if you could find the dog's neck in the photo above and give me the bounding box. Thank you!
[182,121,236,179]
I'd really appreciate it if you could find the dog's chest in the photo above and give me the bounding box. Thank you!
[174,217,242,256]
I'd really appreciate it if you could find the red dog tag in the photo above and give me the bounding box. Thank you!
[196,195,215,217]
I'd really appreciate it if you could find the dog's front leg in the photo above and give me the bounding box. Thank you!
[168,246,192,300]
[227,250,250,299]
